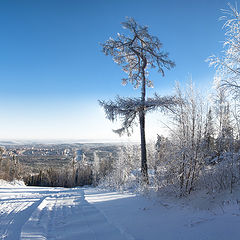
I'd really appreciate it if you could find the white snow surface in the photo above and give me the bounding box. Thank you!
[0,184,240,240]
[0,179,26,188]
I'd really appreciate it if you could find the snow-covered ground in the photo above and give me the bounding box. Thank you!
[0,182,240,240]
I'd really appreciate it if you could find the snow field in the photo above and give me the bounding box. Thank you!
[0,186,132,240]
[85,188,240,240]
[0,184,240,240]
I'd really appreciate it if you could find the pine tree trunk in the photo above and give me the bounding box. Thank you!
[140,57,149,183]
[139,110,148,183]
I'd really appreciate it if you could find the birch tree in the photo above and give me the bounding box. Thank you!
[100,18,176,183]
[170,83,205,194]
[208,3,240,98]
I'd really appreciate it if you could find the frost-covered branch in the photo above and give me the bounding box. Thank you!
[101,17,175,88]
[146,94,181,113]
[99,94,180,136]
[207,3,240,96]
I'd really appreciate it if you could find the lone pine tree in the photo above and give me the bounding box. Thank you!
[99,18,176,183]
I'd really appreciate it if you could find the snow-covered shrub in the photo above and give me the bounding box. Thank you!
[154,83,206,196]
[92,152,113,186]
[200,152,240,193]
[98,145,141,191]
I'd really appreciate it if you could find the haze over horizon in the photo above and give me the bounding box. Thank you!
[0,0,228,141]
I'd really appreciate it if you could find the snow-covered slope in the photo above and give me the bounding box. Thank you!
[0,179,25,188]
[0,185,240,240]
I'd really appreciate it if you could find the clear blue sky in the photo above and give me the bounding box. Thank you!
[0,0,230,141]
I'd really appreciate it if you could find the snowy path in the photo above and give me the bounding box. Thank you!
[0,187,48,240]
[0,187,131,240]
[1,185,240,240]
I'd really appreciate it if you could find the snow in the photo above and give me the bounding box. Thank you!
[0,183,240,240]
[0,179,26,188]
[86,189,240,240]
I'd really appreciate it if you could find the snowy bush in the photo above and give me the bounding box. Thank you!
[98,145,141,191]
[200,152,240,193]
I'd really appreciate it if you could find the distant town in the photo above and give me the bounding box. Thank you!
[0,142,121,178]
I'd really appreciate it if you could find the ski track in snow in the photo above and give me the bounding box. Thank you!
[0,187,132,240]
[1,186,240,240]
[0,190,47,240]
